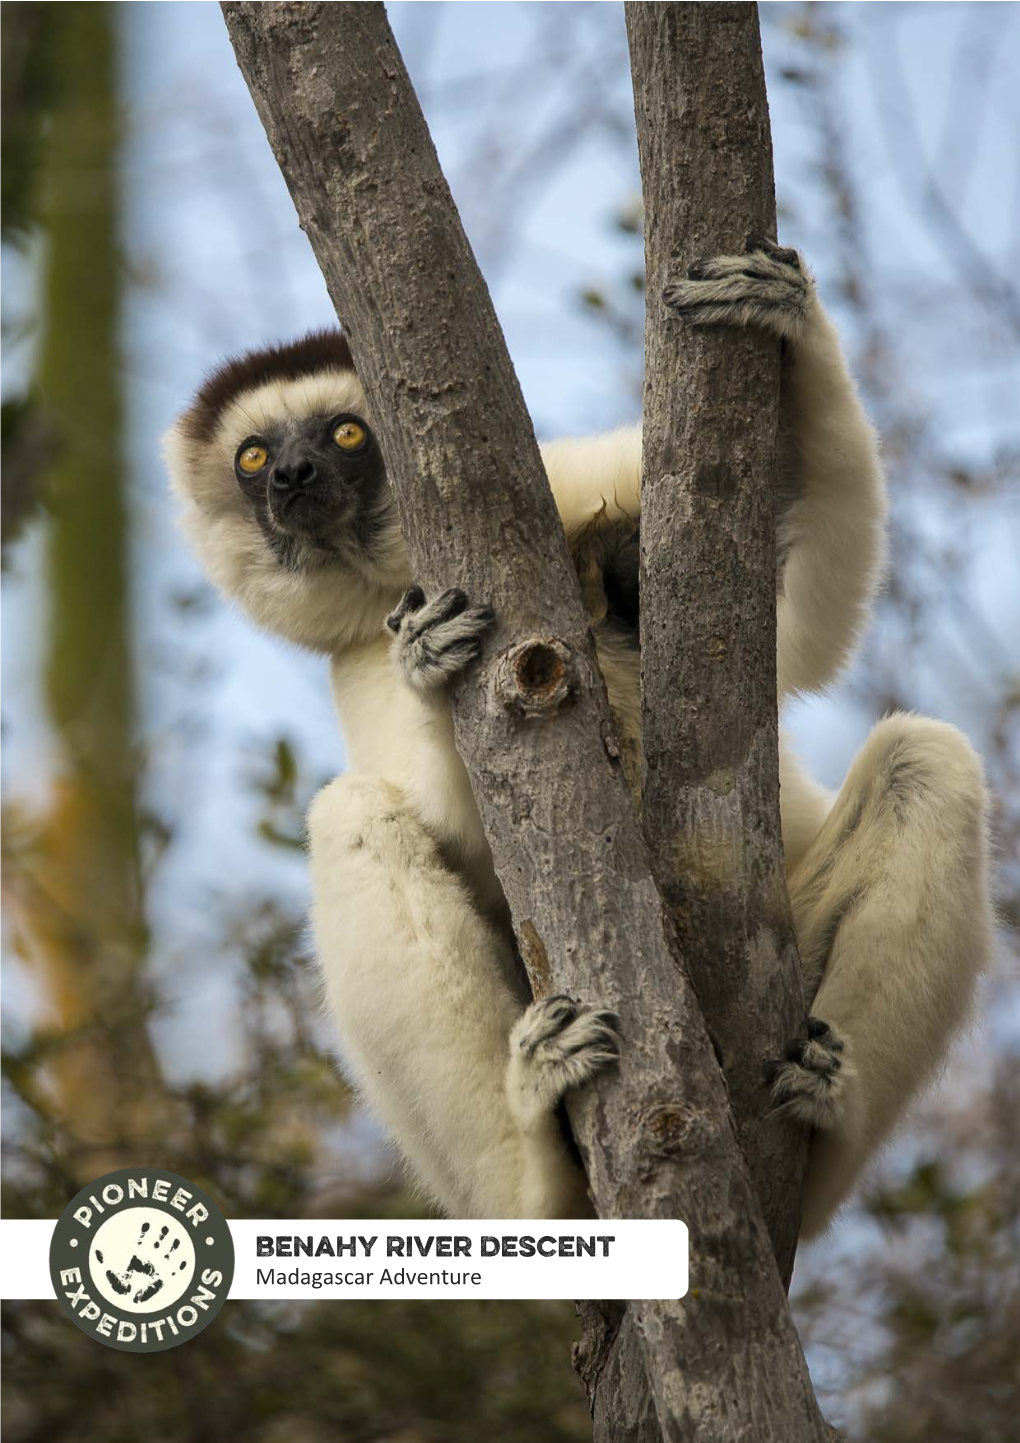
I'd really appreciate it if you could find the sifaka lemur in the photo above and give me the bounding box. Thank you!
[166,241,993,1234]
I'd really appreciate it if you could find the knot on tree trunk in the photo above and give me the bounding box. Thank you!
[639,1102,715,1166]
[494,637,576,717]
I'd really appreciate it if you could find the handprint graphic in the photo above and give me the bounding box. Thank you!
[96,1220,189,1303]
[89,1206,196,1314]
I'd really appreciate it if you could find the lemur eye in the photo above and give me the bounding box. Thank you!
[238,444,269,475]
[333,420,367,451]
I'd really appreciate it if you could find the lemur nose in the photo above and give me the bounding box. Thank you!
[273,457,317,490]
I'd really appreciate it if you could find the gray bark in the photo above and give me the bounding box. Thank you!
[588,10,814,1432]
[627,0,808,1289]
[221,4,829,1439]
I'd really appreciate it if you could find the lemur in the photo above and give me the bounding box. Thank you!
[166,241,993,1234]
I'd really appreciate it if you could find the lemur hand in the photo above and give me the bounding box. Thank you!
[386,586,495,691]
[507,995,621,1134]
[767,1015,855,1130]
[664,235,811,343]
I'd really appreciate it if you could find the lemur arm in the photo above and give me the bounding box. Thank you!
[661,242,887,702]
[545,249,886,707]
[774,293,887,699]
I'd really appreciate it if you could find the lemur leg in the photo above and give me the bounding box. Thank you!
[771,714,993,1238]
[666,237,887,700]
[308,775,617,1218]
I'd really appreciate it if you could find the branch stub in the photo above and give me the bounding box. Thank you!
[494,637,576,718]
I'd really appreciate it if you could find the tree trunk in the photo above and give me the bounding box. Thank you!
[221,4,829,1438]
[628,0,808,1288]
[11,2,164,1176]
[583,9,813,1431]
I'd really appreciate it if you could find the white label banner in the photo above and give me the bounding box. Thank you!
[2,1219,687,1301]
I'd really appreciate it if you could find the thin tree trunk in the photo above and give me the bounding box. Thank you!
[628,0,808,1288]
[222,4,830,1438]
[584,9,813,1430]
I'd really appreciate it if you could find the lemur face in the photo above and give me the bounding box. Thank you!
[233,404,387,568]
[166,331,411,653]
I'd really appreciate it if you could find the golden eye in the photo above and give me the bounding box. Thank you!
[238,444,268,475]
[333,420,367,451]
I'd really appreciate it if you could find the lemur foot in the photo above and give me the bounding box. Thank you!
[768,1016,853,1129]
[387,585,495,691]
[507,996,620,1133]
[664,235,810,342]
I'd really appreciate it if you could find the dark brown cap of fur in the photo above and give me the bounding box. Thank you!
[179,329,356,443]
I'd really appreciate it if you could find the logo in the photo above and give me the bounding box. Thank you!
[49,1167,234,1352]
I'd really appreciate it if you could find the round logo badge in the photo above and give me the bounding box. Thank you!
[49,1168,234,1352]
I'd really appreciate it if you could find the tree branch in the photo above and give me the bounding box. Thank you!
[221,4,828,1437]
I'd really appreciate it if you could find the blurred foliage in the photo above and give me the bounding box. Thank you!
[1,392,52,554]
[254,738,312,852]
[795,1065,1020,1442]
[2,1296,590,1443]
[2,3,1018,1441]
[0,0,53,243]
[1,1,54,549]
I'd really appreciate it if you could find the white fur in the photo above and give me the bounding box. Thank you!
[167,250,993,1231]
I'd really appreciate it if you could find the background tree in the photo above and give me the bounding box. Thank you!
[5,1,166,1175]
